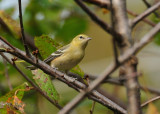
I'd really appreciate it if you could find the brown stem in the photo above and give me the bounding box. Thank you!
[142,0,160,18]
[0,53,62,109]
[131,1,160,27]
[127,10,156,27]
[141,96,160,107]
[18,0,31,57]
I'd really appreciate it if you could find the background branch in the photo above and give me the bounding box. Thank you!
[131,1,160,27]
[141,96,160,107]
[18,0,31,57]
[142,0,160,17]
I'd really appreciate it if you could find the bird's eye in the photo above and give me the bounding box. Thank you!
[79,36,83,39]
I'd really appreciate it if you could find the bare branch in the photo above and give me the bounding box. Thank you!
[81,0,157,27]
[127,10,156,27]
[0,53,62,109]
[142,0,160,18]
[107,0,141,114]
[131,1,160,27]
[18,0,31,57]
[82,0,110,9]
[141,96,160,107]
[90,101,96,114]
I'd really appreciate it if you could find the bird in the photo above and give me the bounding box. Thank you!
[27,34,91,73]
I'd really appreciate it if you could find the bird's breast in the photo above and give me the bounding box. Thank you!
[51,48,84,72]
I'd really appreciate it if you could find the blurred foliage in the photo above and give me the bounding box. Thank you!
[24,0,88,43]
[0,83,31,113]
[146,103,160,114]
[152,13,160,45]
[0,11,23,49]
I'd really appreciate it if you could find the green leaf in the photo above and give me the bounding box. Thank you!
[154,32,160,45]
[70,65,85,78]
[32,69,59,102]
[34,35,61,59]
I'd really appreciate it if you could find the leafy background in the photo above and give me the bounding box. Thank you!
[0,0,160,113]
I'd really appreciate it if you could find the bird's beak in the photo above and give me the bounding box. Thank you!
[87,37,92,41]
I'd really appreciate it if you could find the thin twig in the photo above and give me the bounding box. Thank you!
[112,39,119,63]
[142,0,160,18]
[18,0,31,57]
[58,22,160,114]
[0,36,16,50]
[2,57,13,90]
[90,101,96,114]
[82,0,110,9]
[127,10,156,27]
[0,53,62,109]
[110,0,119,64]
[141,96,160,107]
[131,1,160,27]
[82,0,156,27]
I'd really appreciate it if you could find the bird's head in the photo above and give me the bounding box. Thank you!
[71,34,92,49]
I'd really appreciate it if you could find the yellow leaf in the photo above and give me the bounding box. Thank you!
[146,103,160,114]
[102,8,109,14]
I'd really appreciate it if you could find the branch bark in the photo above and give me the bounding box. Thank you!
[18,0,31,57]
[131,1,160,27]
[0,53,62,109]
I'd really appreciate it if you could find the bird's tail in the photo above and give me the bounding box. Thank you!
[26,65,37,70]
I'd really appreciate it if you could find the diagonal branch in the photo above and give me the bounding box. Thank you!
[18,0,31,57]
[141,96,160,107]
[127,10,156,27]
[142,0,160,18]
[58,22,160,114]
[131,1,160,27]
[82,0,110,9]
[0,53,62,109]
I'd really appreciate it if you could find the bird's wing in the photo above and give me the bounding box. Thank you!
[43,44,70,63]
